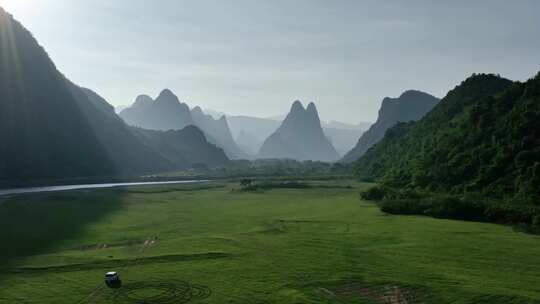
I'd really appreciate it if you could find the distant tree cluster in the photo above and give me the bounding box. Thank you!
[201,158,353,179]
[360,185,540,233]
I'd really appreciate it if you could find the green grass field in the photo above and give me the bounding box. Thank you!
[1,181,539,303]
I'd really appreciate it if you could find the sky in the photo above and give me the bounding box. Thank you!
[1,0,539,123]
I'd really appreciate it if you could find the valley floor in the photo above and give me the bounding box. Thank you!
[0,181,539,303]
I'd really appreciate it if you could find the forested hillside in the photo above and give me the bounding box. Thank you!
[356,73,540,200]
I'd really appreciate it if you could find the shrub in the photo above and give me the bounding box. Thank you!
[380,199,426,215]
[376,187,540,233]
[360,185,390,200]
[360,185,423,201]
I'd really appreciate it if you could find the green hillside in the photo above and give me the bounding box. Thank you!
[356,73,540,200]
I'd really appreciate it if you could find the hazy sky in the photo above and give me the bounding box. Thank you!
[2,0,539,123]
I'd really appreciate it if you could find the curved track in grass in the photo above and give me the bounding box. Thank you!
[97,280,211,304]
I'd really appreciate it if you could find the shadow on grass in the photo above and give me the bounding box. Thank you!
[0,189,126,270]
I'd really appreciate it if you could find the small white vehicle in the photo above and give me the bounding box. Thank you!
[105,271,122,288]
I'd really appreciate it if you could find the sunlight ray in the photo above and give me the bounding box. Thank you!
[0,8,30,142]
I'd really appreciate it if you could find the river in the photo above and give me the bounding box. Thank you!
[0,180,209,197]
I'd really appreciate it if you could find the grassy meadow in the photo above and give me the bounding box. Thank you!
[0,180,539,304]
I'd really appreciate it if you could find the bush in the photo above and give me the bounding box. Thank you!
[376,187,540,233]
[360,185,390,200]
[381,196,488,221]
[484,202,539,224]
[380,199,426,215]
[360,185,423,201]
[240,179,253,187]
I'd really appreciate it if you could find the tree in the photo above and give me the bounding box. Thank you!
[240,179,253,187]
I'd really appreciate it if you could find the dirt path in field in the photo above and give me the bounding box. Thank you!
[98,280,211,304]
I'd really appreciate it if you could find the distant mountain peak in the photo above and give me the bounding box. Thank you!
[306,102,318,116]
[342,90,439,162]
[291,100,305,112]
[159,88,175,96]
[120,90,248,159]
[257,100,339,161]
[191,106,204,115]
[133,95,153,108]
[399,90,431,99]
[119,89,193,131]
[156,89,180,105]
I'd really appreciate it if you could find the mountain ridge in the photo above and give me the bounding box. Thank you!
[227,115,368,157]
[119,89,194,131]
[354,73,539,199]
[119,91,247,159]
[342,90,439,162]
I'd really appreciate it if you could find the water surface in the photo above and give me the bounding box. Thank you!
[0,180,208,196]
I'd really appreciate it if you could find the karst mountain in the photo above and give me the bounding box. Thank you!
[257,101,340,161]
